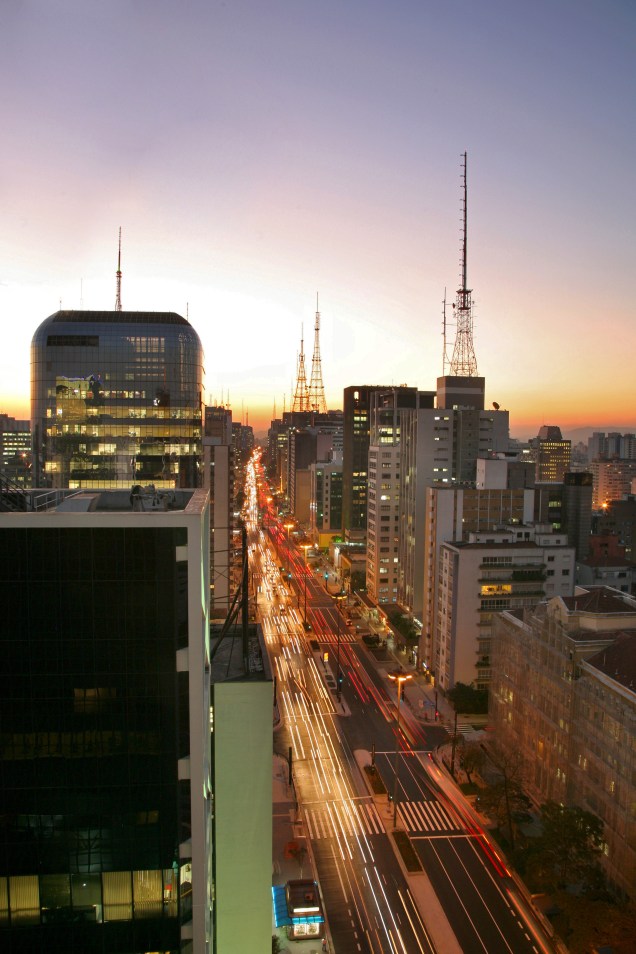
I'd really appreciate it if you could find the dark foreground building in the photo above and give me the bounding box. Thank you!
[0,488,211,953]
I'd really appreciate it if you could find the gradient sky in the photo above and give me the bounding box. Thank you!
[1,0,634,438]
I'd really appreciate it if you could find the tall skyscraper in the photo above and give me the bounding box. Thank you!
[31,310,204,489]
[342,385,393,540]
[0,488,212,952]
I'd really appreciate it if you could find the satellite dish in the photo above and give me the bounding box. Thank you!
[493,402,500,410]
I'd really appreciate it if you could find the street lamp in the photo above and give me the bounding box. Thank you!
[332,592,347,702]
[300,544,311,622]
[284,522,294,581]
[387,669,413,828]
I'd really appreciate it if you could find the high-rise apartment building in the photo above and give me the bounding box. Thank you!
[31,310,204,489]
[341,386,392,540]
[397,396,509,619]
[436,525,575,690]
[591,458,636,510]
[366,389,419,604]
[0,488,212,953]
[490,588,636,897]
[420,485,534,673]
[309,453,343,547]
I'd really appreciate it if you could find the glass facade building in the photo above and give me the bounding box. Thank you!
[31,311,204,489]
[0,491,212,952]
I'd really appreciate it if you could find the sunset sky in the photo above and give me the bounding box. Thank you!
[1,0,634,438]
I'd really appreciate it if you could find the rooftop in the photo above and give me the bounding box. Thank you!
[585,631,636,691]
[49,309,191,326]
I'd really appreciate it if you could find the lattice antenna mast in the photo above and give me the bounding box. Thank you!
[115,227,123,312]
[291,324,310,411]
[449,153,478,376]
[308,293,328,413]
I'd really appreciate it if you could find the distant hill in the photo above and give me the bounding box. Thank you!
[562,426,636,444]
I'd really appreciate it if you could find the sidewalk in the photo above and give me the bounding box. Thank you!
[272,754,327,954]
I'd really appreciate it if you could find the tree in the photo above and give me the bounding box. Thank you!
[530,802,603,890]
[446,682,488,714]
[478,743,527,850]
[459,741,486,784]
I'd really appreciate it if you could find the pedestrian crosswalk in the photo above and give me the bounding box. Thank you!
[396,798,463,834]
[303,797,463,841]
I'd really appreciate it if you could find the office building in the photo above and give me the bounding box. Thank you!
[528,425,571,483]
[595,493,636,559]
[341,385,392,540]
[0,413,31,486]
[490,588,636,897]
[31,310,204,489]
[0,488,212,952]
[436,524,575,690]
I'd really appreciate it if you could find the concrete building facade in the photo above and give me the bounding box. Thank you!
[490,588,636,897]
[436,525,575,690]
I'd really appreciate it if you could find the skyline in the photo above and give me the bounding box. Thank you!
[1,0,635,438]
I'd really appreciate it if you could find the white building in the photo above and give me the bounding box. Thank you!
[436,524,575,691]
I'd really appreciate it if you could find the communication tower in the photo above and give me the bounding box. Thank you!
[448,153,478,377]
[307,294,328,414]
[291,325,310,412]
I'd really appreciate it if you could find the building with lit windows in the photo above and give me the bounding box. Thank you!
[31,311,204,489]
[591,458,636,510]
[309,453,343,548]
[490,588,636,898]
[529,425,571,483]
[0,487,212,953]
[436,525,575,690]
[342,386,392,540]
[0,413,31,486]
[366,388,419,605]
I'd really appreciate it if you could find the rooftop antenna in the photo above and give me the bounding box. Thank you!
[449,153,478,376]
[80,278,84,309]
[115,227,123,312]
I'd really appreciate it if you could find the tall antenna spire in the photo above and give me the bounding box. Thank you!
[115,227,123,312]
[291,324,310,411]
[449,153,478,376]
[308,293,328,414]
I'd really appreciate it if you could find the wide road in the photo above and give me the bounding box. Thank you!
[246,461,555,954]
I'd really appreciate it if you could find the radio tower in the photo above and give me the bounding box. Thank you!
[449,153,478,376]
[115,226,123,312]
[307,293,328,413]
[291,325,310,411]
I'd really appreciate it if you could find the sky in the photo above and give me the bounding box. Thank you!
[1,0,634,439]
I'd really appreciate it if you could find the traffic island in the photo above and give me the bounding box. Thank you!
[391,830,423,873]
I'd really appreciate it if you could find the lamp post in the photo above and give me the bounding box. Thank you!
[284,522,294,582]
[300,544,311,622]
[333,593,346,701]
[387,669,413,828]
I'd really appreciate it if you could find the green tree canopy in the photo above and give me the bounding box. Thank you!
[446,682,488,714]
